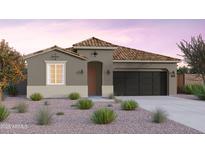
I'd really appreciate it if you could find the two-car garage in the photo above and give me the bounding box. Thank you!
[113,71,168,96]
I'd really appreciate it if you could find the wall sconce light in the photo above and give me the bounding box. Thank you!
[106,70,110,75]
[91,51,98,57]
[80,69,84,74]
[170,71,175,77]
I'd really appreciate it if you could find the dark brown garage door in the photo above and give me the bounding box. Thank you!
[113,71,167,96]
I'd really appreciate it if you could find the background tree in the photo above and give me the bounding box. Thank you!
[0,39,25,101]
[178,35,205,83]
[177,66,189,74]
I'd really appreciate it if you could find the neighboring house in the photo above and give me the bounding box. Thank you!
[24,37,180,98]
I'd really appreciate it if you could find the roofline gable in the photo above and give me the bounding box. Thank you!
[73,46,118,50]
[113,60,180,63]
[73,37,117,47]
[24,46,87,60]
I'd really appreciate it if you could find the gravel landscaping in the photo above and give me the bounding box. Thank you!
[0,96,201,134]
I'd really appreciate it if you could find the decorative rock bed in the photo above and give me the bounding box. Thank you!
[0,96,201,134]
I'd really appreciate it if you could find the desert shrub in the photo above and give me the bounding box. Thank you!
[30,93,43,101]
[36,107,53,125]
[121,100,138,110]
[56,112,64,116]
[183,84,194,94]
[68,92,80,100]
[152,108,168,123]
[91,108,117,124]
[192,85,205,100]
[108,93,115,99]
[0,104,10,121]
[183,84,202,94]
[7,85,18,96]
[16,102,28,113]
[76,99,93,109]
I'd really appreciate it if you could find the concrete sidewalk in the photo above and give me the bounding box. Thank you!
[118,96,205,133]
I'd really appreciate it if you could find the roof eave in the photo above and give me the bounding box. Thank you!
[113,60,181,63]
[24,47,87,60]
[73,46,118,50]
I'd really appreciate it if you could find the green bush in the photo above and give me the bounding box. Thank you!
[76,99,93,109]
[16,102,28,113]
[56,112,64,116]
[36,107,53,125]
[183,84,194,94]
[91,108,117,124]
[7,85,18,96]
[152,108,168,123]
[0,104,10,122]
[183,84,202,94]
[192,85,205,100]
[121,100,138,110]
[68,92,80,100]
[108,93,115,99]
[30,93,43,101]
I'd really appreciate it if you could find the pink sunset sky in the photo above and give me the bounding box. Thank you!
[0,19,205,61]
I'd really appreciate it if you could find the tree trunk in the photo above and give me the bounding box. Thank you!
[0,88,4,103]
[202,75,205,85]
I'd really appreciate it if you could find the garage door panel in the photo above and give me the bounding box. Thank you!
[125,72,139,95]
[113,71,167,96]
[140,86,153,95]
[113,72,125,95]
[153,72,161,95]
[139,72,153,95]
[160,72,167,95]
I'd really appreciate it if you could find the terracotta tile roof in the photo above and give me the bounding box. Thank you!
[25,37,180,62]
[72,37,180,62]
[113,45,180,61]
[73,37,118,47]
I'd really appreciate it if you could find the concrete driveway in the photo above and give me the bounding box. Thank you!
[118,96,205,133]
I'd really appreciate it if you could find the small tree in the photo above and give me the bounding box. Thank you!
[0,40,25,101]
[177,66,189,74]
[178,35,205,83]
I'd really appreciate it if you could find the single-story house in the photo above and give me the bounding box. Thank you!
[24,37,180,98]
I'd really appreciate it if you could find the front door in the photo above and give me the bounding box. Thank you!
[88,62,102,96]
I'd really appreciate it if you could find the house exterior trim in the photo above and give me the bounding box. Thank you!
[73,46,118,50]
[24,46,87,60]
[113,60,180,63]
[102,85,113,97]
[45,61,67,86]
[27,85,88,98]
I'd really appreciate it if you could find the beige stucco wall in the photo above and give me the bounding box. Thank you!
[26,48,177,97]
[102,85,114,97]
[77,49,114,86]
[27,85,88,98]
[27,50,87,86]
[26,49,114,98]
[77,49,114,96]
[113,62,177,95]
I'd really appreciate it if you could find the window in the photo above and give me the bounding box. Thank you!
[46,62,66,85]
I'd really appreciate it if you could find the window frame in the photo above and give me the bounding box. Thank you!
[45,61,67,85]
